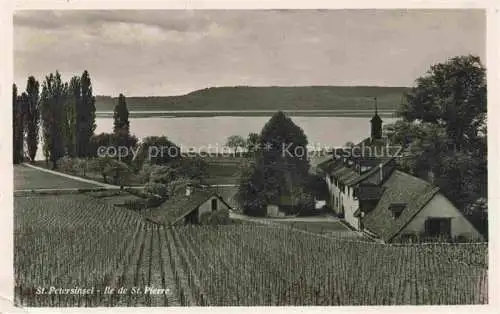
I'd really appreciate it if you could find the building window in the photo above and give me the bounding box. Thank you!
[425,218,452,238]
[389,203,406,219]
[211,198,218,211]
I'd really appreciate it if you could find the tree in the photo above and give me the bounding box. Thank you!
[76,70,96,157]
[226,135,246,155]
[104,160,132,186]
[25,76,40,161]
[398,55,486,148]
[237,111,310,216]
[113,93,130,135]
[88,157,113,183]
[88,132,138,164]
[236,160,267,216]
[134,136,181,169]
[258,111,310,203]
[388,55,487,214]
[246,132,261,155]
[63,76,80,157]
[344,141,355,148]
[12,84,24,164]
[40,72,67,168]
[174,157,208,181]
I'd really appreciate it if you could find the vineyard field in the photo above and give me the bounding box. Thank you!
[14,194,488,306]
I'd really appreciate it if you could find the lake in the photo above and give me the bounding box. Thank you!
[33,116,396,161]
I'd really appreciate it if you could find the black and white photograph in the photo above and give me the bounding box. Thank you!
[8,3,492,309]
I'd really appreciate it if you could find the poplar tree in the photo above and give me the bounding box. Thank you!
[113,93,130,135]
[12,84,24,164]
[25,76,40,161]
[77,70,96,157]
[40,71,67,168]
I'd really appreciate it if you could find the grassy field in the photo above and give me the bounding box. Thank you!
[15,194,488,306]
[95,86,409,112]
[14,165,102,190]
[31,156,243,187]
[31,160,147,186]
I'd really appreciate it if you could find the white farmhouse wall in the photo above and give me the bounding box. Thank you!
[401,193,483,240]
[343,187,359,230]
[326,176,360,229]
[197,196,230,221]
[332,184,342,213]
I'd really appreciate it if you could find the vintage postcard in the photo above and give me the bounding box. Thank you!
[4,0,496,312]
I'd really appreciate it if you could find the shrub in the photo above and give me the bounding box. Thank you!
[134,136,181,169]
[124,188,151,199]
[72,158,88,177]
[150,166,178,184]
[200,208,231,225]
[144,182,169,198]
[56,156,75,173]
[103,160,132,186]
[146,196,165,207]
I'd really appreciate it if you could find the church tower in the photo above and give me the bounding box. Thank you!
[370,97,383,140]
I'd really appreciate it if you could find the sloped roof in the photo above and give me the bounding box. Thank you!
[146,187,230,225]
[358,185,385,201]
[362,170,440,242]
[317,137,398,186]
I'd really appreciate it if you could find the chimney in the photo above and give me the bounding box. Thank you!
[427,169,435,184]
[186,184,193,196]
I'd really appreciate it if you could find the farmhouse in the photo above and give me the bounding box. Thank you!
[146,184,232,225]
[361,170,483,242]
[318,105,483,242]
[318,103,398,229]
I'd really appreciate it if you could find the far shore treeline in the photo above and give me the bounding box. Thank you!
[94,86,409,112]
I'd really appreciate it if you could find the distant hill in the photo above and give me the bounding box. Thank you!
[95,86,410,112]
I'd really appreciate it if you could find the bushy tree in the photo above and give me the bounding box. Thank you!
[236,160,267,216]
[246,132,261,156]
[237,111,310,216]
[144,181,169,198]
[398,55,486,148]
[134,136,180,168]
[103,159,132,186]
[88,157,114,183]
[173,157,209,181]
[149,165,178,184]
[389,55,487,217]
[226,135,246,155]
[88,132,138,164]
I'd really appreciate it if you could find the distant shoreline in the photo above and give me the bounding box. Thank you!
[95,109,397,118]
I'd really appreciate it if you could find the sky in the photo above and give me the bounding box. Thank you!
[14,9,486,96]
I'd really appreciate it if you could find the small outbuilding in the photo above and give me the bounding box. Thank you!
[147,184,232,225]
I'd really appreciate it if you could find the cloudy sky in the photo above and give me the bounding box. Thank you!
[14,10,485,96]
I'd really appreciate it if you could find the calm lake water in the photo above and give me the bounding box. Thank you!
[34,116,396,161]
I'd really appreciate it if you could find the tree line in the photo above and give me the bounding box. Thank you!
[13,70,98,166]
[386,55,487,228]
